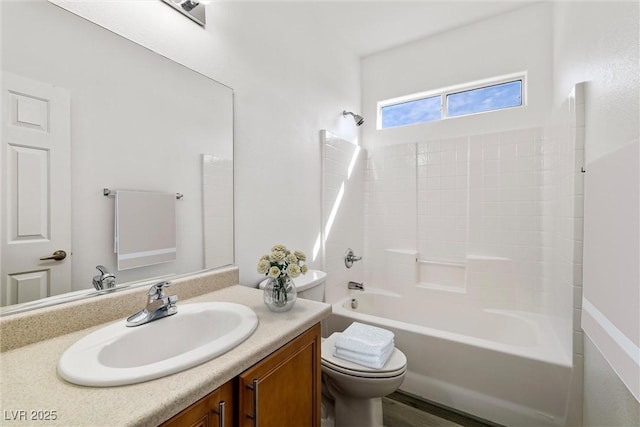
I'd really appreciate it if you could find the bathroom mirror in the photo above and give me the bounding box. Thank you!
[0,1,234,314]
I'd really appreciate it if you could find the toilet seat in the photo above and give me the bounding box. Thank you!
[321,333,407,379]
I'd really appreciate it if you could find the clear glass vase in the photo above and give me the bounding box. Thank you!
[263,275,297,312]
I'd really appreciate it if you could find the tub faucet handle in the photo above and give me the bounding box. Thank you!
[345,248,362,268]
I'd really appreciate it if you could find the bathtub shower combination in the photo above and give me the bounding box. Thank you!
[328,288,572,426]
[322,103,584,427]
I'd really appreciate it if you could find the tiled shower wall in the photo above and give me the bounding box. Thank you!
[363,143,416,290]
[202,155,234,269]
[417,138,469,264]
[546,87,585,351]
[362,90,584,360]
[467,128,549,311]
[366,129,553,310]
[321,131,365,304]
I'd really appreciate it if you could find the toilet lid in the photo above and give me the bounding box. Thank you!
[321,333,407,378]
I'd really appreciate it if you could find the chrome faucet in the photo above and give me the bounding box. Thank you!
[344,248,362,268]
[126,281,178,327]
[92,265,116,291]
[348,281,365,291]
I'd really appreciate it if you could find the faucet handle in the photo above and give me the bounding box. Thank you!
[93,265,116,290]
[95,265,116,280]
[148,281,171,298]
[344,248,363,268]
[96,265,109,275]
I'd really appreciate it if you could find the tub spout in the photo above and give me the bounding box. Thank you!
[348,281,364,291]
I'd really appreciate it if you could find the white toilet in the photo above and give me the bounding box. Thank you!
[259,270,407,427]
[321,332,407,427]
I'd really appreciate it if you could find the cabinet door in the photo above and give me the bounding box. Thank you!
[239,323,321,427]
[161,379,235,427]
[211,381,235,427]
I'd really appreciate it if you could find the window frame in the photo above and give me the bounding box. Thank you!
[376,72,527,130]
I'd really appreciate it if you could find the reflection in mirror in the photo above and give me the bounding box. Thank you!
[0,1,234,314]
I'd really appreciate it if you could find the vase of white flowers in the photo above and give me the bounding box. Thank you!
[257,244,307,312]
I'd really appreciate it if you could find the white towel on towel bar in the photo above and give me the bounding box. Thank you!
[334,322,395,355]
[115,190,176,270]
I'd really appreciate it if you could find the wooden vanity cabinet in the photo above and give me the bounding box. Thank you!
[160,323,321,427]
[161,380,235,427]
[238,323,321,427]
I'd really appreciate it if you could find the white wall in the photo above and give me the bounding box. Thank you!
[552,0,640,422]
[552,1,639,165]
[47,0,362,286]
[361,2,553,148]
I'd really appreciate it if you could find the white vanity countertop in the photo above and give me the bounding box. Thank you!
[0,285,331,426]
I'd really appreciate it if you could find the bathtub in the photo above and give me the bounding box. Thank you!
[327,289,574,426]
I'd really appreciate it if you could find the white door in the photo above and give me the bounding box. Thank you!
[1,72,71,307]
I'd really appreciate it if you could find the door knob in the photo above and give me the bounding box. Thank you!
[39,250,67,261]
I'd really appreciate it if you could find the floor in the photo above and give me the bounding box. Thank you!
[382,391,501,427]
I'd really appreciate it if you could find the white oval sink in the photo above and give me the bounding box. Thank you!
[58,302,258,387]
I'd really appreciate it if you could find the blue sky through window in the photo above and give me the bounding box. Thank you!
[381,95,441,128]
[447,80,522,117]
[379,78,523,129]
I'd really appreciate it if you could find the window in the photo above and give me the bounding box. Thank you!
[381,95,441,128]
[378,74,525,129]
[447,80,522,117]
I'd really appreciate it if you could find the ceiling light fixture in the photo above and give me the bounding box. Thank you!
[162,0,207,27]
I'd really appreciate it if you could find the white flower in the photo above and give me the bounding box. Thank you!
[269,250,286,262]
[259,245,308,282]
[268,266,281,278]
[257,259,270,274]
[271,244,287,253]
[287,264,301,278]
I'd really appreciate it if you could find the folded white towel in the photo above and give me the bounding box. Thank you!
[334,322,395,355]
[335,344,394,364]
[335,338,394,358]
[333,344,394,369]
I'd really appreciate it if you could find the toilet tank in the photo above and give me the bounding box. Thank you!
[259,269,327,302]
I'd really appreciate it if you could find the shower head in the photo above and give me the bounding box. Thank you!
[343,110,364,126]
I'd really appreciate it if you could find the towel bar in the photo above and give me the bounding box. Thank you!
[103,188,184,200]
